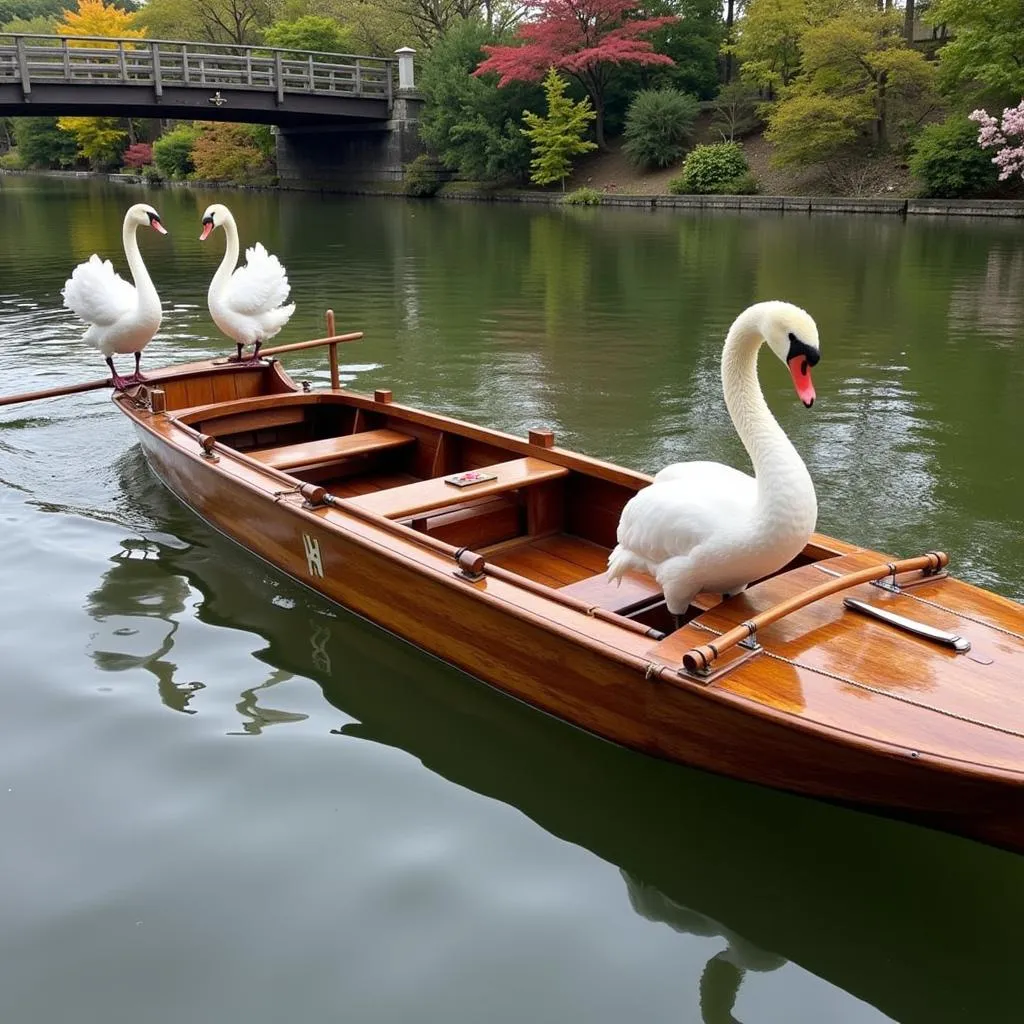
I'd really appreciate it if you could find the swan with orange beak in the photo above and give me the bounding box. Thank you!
[199,203,295,364]
[608,301,821,618]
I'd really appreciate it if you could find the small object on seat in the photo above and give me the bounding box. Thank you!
[445,469,499,488]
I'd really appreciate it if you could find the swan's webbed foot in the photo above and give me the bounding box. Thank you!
[229,341,265,365]
[105,357,131,391]
[126,352,147,384]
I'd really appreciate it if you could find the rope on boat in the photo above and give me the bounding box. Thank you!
[895,590,1024,644]
[813,559,1024,644]
[687,620,1024,741]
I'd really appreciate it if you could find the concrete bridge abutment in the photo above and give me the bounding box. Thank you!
[275,48,425,191]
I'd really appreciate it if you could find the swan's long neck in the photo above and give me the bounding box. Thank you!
[122,215,158,316]
[720,311,816,531]
[209,211,239,302]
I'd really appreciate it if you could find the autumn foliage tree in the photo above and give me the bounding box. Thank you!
[473,0,678,148]
[56,0,143,167]
[57,0,144,44]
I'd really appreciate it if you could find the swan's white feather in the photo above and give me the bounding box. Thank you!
[62,254,137,330]
[226,243,292,318]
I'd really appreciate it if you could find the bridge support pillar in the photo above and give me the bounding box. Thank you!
[276,89,425,192]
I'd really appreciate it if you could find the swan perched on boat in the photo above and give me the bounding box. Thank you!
[607,301,820,616]
[199,203,295,363]
[62,203,167,389]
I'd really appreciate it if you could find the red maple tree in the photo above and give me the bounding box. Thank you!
[474,0,678,149]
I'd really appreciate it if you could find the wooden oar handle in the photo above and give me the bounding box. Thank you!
[681,551,949,675]
[259,331,363,357]
[0,376,112,407]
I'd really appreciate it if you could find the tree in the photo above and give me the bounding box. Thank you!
[928,0,1024,105]
[765,6,937,167]
[710,79,760,141]
[191,122,273,181]
[57,0,144,42]
[971,100,1024,183]
[134,0,275,45]
[474,0,678,148]
[399,0,484,44]
[419,19,541,183]
[56,116,127,167]
[521,66,597,187]
[12,116,79,167]
[733,0,806,94]
[263,14,353,52]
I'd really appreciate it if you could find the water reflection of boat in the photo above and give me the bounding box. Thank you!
[99,447,1024,1024]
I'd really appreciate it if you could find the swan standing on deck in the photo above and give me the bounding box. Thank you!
[199,203,295,363]
[62,203,167,390]
[608,301,821,616]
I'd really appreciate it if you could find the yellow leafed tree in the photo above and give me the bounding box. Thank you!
[56,0,146,167]
[58,0,145,47]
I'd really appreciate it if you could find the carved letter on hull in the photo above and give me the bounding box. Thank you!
[303,534,324,578]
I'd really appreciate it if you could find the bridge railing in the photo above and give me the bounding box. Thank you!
[0,34,395,105]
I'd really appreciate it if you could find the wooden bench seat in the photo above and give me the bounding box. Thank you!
[249,429,415,471]
[559,570,720,617]
[349,457,568,520]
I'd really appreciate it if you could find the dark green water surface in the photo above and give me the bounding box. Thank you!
[2,176,1024,1024]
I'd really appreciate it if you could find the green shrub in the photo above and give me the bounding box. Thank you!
[564,186,603,205]
[191,122,273,182]
[404,153,443,197]
[0,149,23,169]
[152,125,198,180]
[622,88,699,169]
[908,116,1001,198]
[141,163,163,183]
[669,142,752,194]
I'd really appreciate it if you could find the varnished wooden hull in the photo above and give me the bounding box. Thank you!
[116,357,1024,855]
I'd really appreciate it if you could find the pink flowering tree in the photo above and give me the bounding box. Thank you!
[473,0,678,150]
[970,100,1024,182]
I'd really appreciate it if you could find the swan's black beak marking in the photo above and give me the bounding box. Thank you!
[149,212,168,235]
[787,332,820,368]
[786,332,819,408]
[200,215,214,242]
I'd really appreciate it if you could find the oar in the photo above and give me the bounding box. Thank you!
[0,375,113,408]
[0,315,363,408]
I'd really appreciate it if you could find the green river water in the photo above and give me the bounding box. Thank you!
[1,175,1024,1023]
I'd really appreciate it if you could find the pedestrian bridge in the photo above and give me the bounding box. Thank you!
[0,33,401,125]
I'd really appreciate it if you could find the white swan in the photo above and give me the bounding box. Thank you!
[199,203,295,363]
[62,203,167,389]
[607,301,820,616]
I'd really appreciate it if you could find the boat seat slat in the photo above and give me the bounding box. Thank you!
[350,458,568,520]
[249,429,415,471]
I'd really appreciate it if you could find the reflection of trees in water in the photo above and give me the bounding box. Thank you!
[949,247,1024,342]
[625,871,785,1024]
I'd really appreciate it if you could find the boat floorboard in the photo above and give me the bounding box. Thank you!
[326,471,421,499]
[489,534,611,589]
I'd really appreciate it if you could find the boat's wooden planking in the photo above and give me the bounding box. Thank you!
[651,552,1024,772]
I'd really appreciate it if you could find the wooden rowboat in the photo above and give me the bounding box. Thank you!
[92,330,1024,854]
